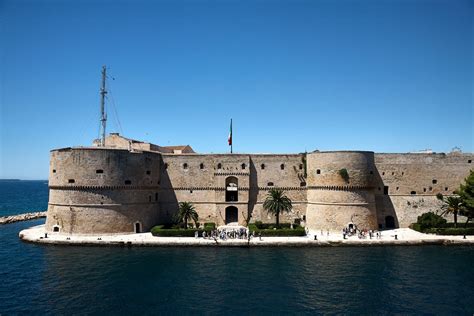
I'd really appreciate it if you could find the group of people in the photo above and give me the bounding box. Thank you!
[195,228,259,240]
[342,226,382,239]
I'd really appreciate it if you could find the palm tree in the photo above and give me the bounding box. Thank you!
[176,202,198,229]
[263,188,292,228]
[437,194,463,228]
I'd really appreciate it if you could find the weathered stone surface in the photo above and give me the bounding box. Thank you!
[44,145,474,235]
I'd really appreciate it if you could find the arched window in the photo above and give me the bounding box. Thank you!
[225,176,238,202]
[261,164,265,170]
[183,163,188,169]
[410,191,416,195]
[316,169,321,174]
[280,164,285,170]
[217,163,222,169]
[200,163,204,169]
[241,163,246,170]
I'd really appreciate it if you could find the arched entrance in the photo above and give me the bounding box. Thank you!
[385,216,395,229]
[134,222,141,233]
[225,206,238,224]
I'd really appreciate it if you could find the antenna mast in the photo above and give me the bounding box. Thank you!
[99,65,107,147]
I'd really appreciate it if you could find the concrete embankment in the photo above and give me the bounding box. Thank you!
[19,225,474,247]
[1,212,47,224]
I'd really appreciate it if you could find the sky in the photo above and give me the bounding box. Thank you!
[1,0,472,180]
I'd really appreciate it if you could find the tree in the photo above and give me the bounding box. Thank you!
[437,194,463,228]
[457,170,474,227]
[263,188,292,228]
[176,202,198,229]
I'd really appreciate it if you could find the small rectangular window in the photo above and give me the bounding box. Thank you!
[146,170,151,175]
[432,179,437,184]
[125,180,131,185]
[68,179,75,183]
[96,169,103,174]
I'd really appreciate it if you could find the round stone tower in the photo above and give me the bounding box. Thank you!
[306,151,377,231]
[45,147,162,235]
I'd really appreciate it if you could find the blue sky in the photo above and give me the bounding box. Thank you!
[1,0,472,179]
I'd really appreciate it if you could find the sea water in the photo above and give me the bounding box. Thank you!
[1,181,473,314]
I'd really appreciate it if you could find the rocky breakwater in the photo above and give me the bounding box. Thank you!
[0,211,47,224]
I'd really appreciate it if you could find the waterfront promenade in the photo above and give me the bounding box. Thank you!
[19,225,474,247]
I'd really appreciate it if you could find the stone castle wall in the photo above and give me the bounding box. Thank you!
[46,148,162,235]
[373,153,473,228]
[45,146,473,235]
[306,151,378,231]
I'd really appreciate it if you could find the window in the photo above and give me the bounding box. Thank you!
[316,169,321,174]
[149,196,151,202]
[391,172,395,175]
[267,182,274,186]
[369,171,373,174]
[96,169,104,174]
[183,163,188,169]
[190,190,193,193]
[125,180,131,185]
[200,163,204,169]
[411,191,416,195]
[382,172,385,175]
[396,187,399,191]
[429,186,432,191]
[280,164,285,170]
[217,163,222,169]
[299,164,303,170]
[300,182,306,187]
[68,179,75,184]
[402,172,404,176]
[432,179,437,184]
[469,160,472,163]
[52,169,56,173]
[261,164,265,170]
[241,163,246,170]
[445,187,448,191]
[423,188,427,192]
[155,193,158,201]
[146,170,151,175]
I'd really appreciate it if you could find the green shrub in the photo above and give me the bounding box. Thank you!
[254,221,264,229]
[338,168,349,181]
[255,228,306,237]
[204,222,216,230]
[151,227,199,237]
[424,228,474,235]
[416,212,447,230]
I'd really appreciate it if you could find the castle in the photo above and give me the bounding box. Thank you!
[45,133,473,235]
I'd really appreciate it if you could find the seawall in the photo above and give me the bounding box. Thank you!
[1,211,47,224]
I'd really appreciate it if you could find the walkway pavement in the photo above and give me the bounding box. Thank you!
[19,225,474,247]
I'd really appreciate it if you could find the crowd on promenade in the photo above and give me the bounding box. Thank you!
[195,227,259,240]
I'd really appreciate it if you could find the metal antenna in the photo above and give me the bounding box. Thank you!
[99,65,107,146]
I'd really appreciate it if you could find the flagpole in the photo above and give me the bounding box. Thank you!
[231,119,233,154]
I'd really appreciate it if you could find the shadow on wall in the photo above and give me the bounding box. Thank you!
[247,158,259,224]
[157,159,179,226]
[373,168,399,229]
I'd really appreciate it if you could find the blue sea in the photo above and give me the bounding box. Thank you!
[1,180,474,314]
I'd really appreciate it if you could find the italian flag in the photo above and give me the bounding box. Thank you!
[228,119,232,146]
